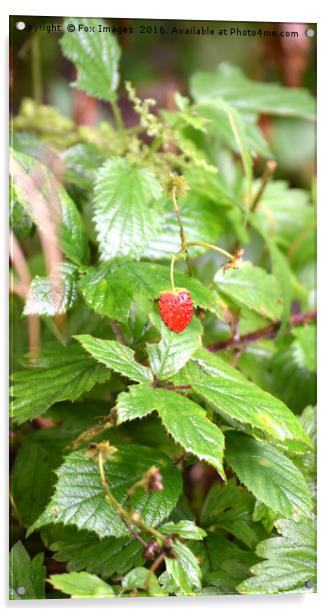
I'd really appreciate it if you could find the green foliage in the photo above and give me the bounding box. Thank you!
[50,571,115,598]
[60,18,121,102]
[93,157,163,260]
[237,517,316,594]
[9,21,316,600]
[214,261,283,321]
[190,63,316,120]
[9,542,46,600]
[225,432,313,519]
[117,385,225,476]
[10,343,110,424]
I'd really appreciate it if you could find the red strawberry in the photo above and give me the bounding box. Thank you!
[159,289,194,333]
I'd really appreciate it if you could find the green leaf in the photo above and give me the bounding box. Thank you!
[79,261,222,322]
[62,143,106,191]
[9,542,46,600]
[237,517,316,594]
[121,567,165,596]
[46,526,144,579]
[75,334,153,383]
[10,343,110,424]
[205,533,259,594]
[190,63,316,120]
[200,481,267,549]
[185,349,312,453]
[159,520,206,541]
[50,571,115,598]
[60,18,121,102]
[225,432,313,519]
[28,445,182,539]
[214,261,283,322]
[197,100,268,163]
[144,189,227,259]
[268,340,317,414]
[292,325,316,372]
[11,438,64,526]
[10,148,89,265]
[165,540,202,594]
[24,262,78,316]
[93,157,163,260]
[147,313,202,381]
[251,180,314,250]
[266,239,293,338]
[198,98,253,187]
[117,385,225,477]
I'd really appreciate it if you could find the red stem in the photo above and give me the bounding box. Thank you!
[207,309,317,352]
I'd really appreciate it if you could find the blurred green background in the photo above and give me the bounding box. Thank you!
[10,16,316,186]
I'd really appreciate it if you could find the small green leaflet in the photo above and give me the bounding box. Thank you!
[214,261,283,322]
[159,520,206,541]
[237,517,316,594]
[196,99,253,190]
[45,526,144,579]
[200,481,267,549]
[10,148,89,265]
[225,432,313,520]
[206,533,260,594]
[190,63,316,121]
[62,143,107,192]
[147,312,202,381]
[75,334,153,383]
[24,262,78,316]
[250,180,314,249]
[10,343,110,424]
[27,445,182,539]
[121,567,165,596]
[60,18,121,102]
[165,541,202,594]
[93,157,163,260]
[50,571,115,598]
[292,325,316,373]
[11,437,64,526]
[79,261,223,322]
[9,542,46,600]
[187,349,312,453]
[117,385,225,477]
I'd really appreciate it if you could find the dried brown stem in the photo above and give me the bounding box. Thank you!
[9,230,40,359]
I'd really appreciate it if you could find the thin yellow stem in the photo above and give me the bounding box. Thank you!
[186,241,235,261]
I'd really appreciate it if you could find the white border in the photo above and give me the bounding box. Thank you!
[2,1,330,614]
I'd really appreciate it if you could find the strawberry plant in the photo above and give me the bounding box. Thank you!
[9,17,316,599]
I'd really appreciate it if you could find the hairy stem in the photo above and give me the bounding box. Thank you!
[97,452,164,546]
[171,189,193,276]
[207,309,317,352]
[111,100,125,134]
[250,160,277,214]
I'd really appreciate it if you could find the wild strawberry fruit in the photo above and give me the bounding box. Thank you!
[159,289,194,333]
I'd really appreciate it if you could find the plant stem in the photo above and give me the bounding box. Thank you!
[149,134,163,156]
[171,189,193,276]
[186,241,235,261]
[97,452,164,545]
[31,34,42,104]
[207,309,317,352]
[145,552,165,593]
[250,160,277,214]
[170,253,177,292]
[160,384,192,391]
[111,100,125,134]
